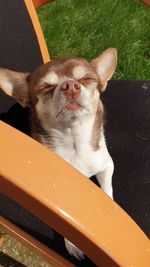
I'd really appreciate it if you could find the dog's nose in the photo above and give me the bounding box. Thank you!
[60,80,81,97]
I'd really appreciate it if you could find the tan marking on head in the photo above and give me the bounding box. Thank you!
[0,73,13,96]
[72,65,87,80]
[41,71,59,85]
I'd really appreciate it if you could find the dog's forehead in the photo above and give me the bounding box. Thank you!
[36,57,94,82]
[50,57,91,73]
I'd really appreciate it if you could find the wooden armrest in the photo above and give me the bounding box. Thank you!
[141,0,150,6]
[24,0,50,63]
[32,0,55,9]
[0,121,149,266]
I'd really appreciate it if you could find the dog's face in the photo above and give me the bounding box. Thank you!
[32,57,101,124]
[0,48,117,125]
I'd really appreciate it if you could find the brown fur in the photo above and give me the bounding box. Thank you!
[91,103,104,151]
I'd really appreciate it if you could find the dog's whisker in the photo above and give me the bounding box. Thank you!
[56,109,63,118]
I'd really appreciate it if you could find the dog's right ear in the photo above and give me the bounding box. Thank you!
[0,68,30,107]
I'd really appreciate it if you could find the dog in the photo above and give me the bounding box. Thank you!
[0,48,117,260]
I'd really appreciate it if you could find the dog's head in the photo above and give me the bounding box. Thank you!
[0,48,117,125]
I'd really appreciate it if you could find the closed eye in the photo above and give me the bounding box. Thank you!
[79,73,97,84]
[37,83,57,97]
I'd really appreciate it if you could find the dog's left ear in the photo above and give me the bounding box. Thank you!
[91,48,117,91]
[0,68,30,107]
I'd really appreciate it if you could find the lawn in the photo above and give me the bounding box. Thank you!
[0,234,52,267]
[38,0,150,79]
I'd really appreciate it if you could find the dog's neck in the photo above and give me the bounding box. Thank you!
[31,102,104,154]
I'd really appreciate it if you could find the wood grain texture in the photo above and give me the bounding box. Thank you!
[24,0,50,63]
[0,121,149,266]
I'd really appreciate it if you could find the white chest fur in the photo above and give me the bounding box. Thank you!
[41,116,111,178]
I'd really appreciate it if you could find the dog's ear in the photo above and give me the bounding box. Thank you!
[0,68,30,107]
[91,48,117,91]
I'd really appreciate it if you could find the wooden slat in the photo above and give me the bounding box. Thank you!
[0,236,4,247]
[32,0,55,8]
[0,216,74,267]
[24,0,50,63]
[0,121,149,266]
[141,0,150,6]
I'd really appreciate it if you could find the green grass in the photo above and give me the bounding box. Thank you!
[0,234,52,267]
[38,0,150,79]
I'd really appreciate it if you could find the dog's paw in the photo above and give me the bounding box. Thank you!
[64,238,84,261]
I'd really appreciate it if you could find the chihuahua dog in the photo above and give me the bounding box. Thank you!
[0,48,117,260]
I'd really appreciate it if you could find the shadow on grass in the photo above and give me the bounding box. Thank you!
[0,252,26,267]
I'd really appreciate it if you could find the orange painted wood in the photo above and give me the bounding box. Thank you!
[32,0,55,8]
[0,216,74,267]
[24,0,50,63]
[0,121,149,266]
[0,236,4,248]
[141,0,150,6]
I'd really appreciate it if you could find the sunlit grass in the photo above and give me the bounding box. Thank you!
[0,234,51,267]
[38,0,150,79]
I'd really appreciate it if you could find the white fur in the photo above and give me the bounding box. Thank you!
[35,71,114,261]
[41,71,59,85]
[49,118,113,259]
[0,74,13,96]
[72,65,87,80]
[41,115,113,195]
[38,106,113,259]
[64,239,84,260]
